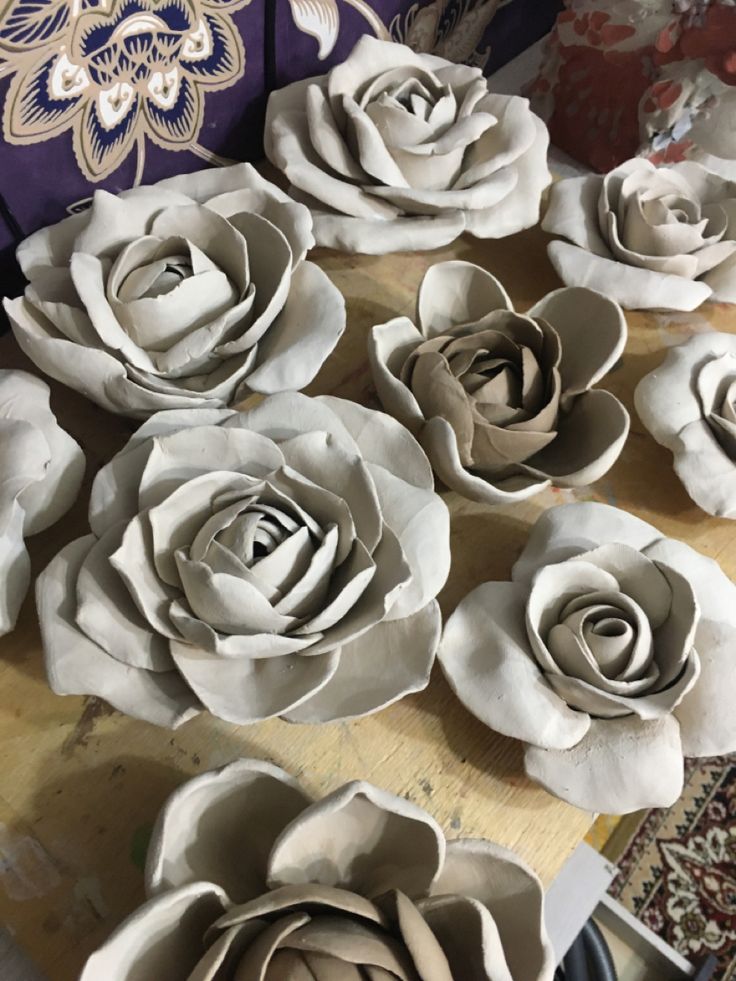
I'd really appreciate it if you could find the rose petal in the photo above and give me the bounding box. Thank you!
[214,883,387,932]
[526,287,626,397]
[420,415,549,505]
[16,210,88,277]
[245,261,345,394]
[418,895,513,981]
[547,240,712,312]
[454,93,537,190]
[79,884,227,981]
[524,715,684,813]
[513,502,661,585]
[439,580,591,749]
[519,389,629,487]
[368,318,426,431]
[644,537,736,757]
[267,779,445,898]
[38,537,200,728]
[310,208,467,253]
[0,501,30,635]
[76,522,173,672]
[146,758,312,901]
[702,250,736,303]
[672,419,736,518]
[417,261,513,336]
[431,838,554,981]
[542,175,610,257]
[284,600,440,723]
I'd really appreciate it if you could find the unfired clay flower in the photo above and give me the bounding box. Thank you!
[38,393,450,728]
[0,370,84,637]
[439,502,736,814]
[81,758,554,980]
[636,331,736,518]
[543,158,736,312]
[4,165,345,419]
[265,36,551,254]
[369,261,629,505]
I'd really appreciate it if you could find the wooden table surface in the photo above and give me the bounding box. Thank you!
[0,222,733,980]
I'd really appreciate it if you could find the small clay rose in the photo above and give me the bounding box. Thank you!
[265,36,551,254]
[439,502,736,814]
[369,261,629,505]
[543,158,736,311]
[81,759,554,980]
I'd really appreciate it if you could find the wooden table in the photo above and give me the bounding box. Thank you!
[0,222,732,980]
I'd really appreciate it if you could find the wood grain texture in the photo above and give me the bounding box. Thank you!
[1,222,732,980]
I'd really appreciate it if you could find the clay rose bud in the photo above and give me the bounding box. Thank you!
[369,261,629,505]
[81,758,555,980]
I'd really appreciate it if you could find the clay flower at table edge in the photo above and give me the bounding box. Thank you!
[81,758,554,980]
[37,392,451,728]
[0,370,84,637]
[542,157,736,312]
[439,501,736,815]
[4,163,345,419]
[368,260,629,506]
[635,331,736,519]
[264,35,551,254]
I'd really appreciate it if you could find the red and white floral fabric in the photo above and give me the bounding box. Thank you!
[531,1,736,177]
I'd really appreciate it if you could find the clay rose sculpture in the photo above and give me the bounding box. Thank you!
[369,261,629,505]
[636,331,736,518]
[543,158,736,312]
[439,502,736,814]
[37,393,450,727]
[0,371,84,637]
[81,758,554,980]
[265,36,551,254]
[4,164,345,419]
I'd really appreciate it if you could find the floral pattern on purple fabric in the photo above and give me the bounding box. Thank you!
[0,0,249,182]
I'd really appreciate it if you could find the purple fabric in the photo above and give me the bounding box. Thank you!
[0,0,561,296]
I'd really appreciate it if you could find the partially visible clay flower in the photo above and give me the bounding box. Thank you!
[369,261,629,505]
[38,393,450,728]
[439,502,736,814]
[4,164,345,419]
[0,371,84,636]
[636,331,736,518]
[81,758,555,980]
[265,36,551,254]
[543,158,736,311]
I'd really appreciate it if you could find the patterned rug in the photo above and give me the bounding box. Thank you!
[603,756,736,979]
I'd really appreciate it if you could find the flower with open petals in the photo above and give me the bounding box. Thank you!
[81,758,554,980]
[0,370,84,637]
[369,261,629,505]
[37,393,450,727]
[636,331,736,518]
[439,502,736,814]
[4,164,345,419]
[265,36,551,254]
[543,158,736,312]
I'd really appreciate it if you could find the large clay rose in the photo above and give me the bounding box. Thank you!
[369,261,629,505]
[81,758,554,980]
[439,502,736,814]
[543,158,736,311]
[0,371,84,637]
[4,165,345,418]
[636,331,736,518]
[265,36,551,254]
[37,393,450,727]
